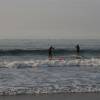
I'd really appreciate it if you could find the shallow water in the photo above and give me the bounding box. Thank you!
[0,39,100,95]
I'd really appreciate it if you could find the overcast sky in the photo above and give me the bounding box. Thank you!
[0,0,100,39]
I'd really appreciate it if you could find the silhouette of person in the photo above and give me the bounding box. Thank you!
[76,44,80,55]
[48,46,54,60]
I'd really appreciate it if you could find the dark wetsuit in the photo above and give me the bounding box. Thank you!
[48,46,54,59]
[76,44,80,54]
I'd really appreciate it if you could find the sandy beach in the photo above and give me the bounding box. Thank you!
[0,93,100,100]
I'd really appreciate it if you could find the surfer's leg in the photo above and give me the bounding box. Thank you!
[48,53,52,60]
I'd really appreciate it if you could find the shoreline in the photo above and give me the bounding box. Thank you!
[0,92,100,100]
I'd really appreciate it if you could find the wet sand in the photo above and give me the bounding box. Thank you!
[0,93,100,100]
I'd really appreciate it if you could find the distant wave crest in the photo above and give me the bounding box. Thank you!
[0,49,100,56]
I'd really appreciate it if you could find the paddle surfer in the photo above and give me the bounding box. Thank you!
[76,44,80,55]
[48,46,54,60]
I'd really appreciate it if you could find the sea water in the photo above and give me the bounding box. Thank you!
[0,39,100,95]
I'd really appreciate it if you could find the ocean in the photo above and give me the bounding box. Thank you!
[0,39,100,95]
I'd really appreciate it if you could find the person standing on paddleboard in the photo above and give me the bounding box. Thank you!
[76,44,80,55]
[48,46,54,60]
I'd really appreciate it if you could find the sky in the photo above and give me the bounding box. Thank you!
[0,0,100,39]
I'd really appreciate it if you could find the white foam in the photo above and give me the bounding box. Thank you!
[0,58,100,95]
[0,58,100,69]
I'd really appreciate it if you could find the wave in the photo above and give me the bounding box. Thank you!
[0,58,100,69]
[0,58,100,95]
[0,49,100,56]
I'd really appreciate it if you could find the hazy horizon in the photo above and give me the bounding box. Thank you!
[0,0,100,39]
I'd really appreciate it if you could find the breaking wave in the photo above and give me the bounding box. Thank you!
[0,58,100,69]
